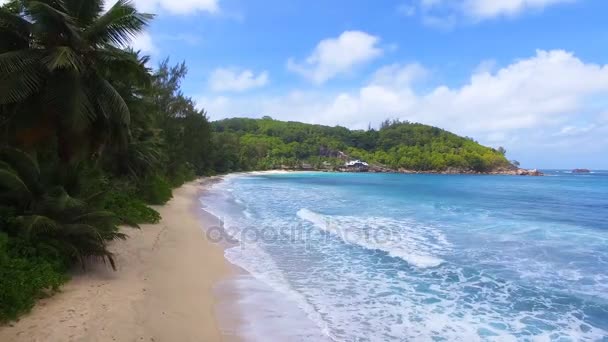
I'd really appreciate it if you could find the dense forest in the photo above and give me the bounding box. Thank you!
[212,117,512,172]
[0,0,511,321]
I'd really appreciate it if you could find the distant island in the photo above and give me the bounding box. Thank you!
[572,169,591,173]
[212,117,542,176]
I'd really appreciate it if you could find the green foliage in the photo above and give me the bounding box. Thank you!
[0,233,67,322]
[212,118,512,172]
[0,0,153,163]
[0,148,135,270]
[151,60,215,177]
[138,174,173,205]
[0,0,220,322]
[168,163,197,187]
[103,190,160,224]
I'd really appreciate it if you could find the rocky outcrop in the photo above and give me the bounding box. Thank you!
[496,168,544,176]
[336,165,544,176]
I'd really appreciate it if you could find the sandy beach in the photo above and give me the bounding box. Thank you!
[0,179,233,342]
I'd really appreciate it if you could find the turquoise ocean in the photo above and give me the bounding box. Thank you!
[201,171,608,341]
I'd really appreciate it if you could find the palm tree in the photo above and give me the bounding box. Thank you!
[0,147,136,269]
[0,0,153,163]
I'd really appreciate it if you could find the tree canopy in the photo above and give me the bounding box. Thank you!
[212,117,512,172]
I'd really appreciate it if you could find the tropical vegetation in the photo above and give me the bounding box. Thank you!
[0,0,212,321]
[212,117,512,172]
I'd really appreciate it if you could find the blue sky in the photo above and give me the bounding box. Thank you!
[119,0,607,169]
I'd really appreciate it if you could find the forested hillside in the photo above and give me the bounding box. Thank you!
[212,117,513,172]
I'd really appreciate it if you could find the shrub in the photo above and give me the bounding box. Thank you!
[0,148,135,270]
[0,233,67,322]
[103,191,161,224]
[138,174,173,205]
[169,163,197,187]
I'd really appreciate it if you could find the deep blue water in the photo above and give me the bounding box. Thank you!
[202,171,608,341]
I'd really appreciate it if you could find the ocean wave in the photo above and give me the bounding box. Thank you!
[224,245,335,340]
[297,208,449,268]
[201,172,608,340]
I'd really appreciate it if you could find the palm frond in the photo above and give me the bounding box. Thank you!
[71,210,116,223]
[62,0,103,27]
[0,67,44,103]
[84,0,153,47]
[15,214,60,235]
[83,189,106,202]
[0,168,31,201]
[62,223,102,239]
[93,46,151,86]
[43,70,96,130]
[0,146,40,190]
[0,8,32,51]
[123,138,162,178]
[36,186,86,217]
[25,1,80,43]
[0,49,41,74]
[95,76,130,125]
[41,46,82,71]
[0,50,44,103]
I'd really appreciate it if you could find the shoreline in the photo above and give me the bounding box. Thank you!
[200,172,333,342]
[0,179,235,342]
[216,168,544,176]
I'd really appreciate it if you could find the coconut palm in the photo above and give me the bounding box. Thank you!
[0,147,136,269]
[0,0,153,162]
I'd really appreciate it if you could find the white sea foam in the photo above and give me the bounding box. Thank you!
[296,208,449,268]
[224,245,335,341]
[200,172,608,341]
[216,274,331,342]
[201,179,335,341]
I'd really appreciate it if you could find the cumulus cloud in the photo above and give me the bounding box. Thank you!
[208,68,269,92]
[370,63,428,87]
[105,0,219,15]
[198,50,608,166]
[287,31,383,84]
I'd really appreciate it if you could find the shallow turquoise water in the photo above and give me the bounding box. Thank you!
[202,171,608,341]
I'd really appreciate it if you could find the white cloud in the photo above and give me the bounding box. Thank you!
[130,32,158,55]
[105,0,219,15]
[198,50,608,166]
[370,63,428,88]
[287,31,383,84]
[409,0,576,27]
[208,68,269,92]
[463,0,574,19]
[473,59,498,74]
[555,124,598,137]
